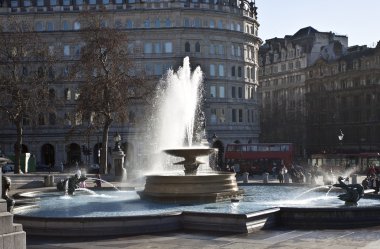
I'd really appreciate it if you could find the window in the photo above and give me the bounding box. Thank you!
[64,89,71,100]
[76,0,84,4]
[210,109,217,124]
[154,42,161,53]
[231,66,236,77]
[237,66,242,77]
[74,21,80,30]
[194,18,201,28]
[238,87,243,98]
[103,0,110,4]
[38,113,45,126]
[239,109,243,122]
[209,20,215,28]
[126,20,133,29]
[185,42,190,52]
[219,86,225,98]
[210,64,215,76]
[195,42,200,53]
[144,18,150,28]
[210,86,216,98]
[165,18,171,27]
[50,0,57,5]
[63,21,70,31]
[217,20,223,29]
[144,43,153,54]
[35,22,44,32]
[63,0,70,5]
[218,64,224,77]
[11,1,18,7]
[164,42,172,53]
[154,18,160,28]
[63,45,70,56]
[232,86,236,98]
[232,109,236,122]
[37,0,44,6]
[46,22,54,31]
[24,0,31,7]
[49,113,56,126]
[184,18,190,27]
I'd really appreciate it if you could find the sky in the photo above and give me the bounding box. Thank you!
[256,0,380,47]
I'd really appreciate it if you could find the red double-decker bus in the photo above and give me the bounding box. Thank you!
[224,143,295,174]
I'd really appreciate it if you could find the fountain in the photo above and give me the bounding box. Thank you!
[138,57,242,203]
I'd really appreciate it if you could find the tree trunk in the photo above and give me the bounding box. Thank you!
[100,122,110,174]
[14,120,23,174]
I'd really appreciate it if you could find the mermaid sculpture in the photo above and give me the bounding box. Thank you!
[333,176,364,204]
[2,176,15,212]
[57,170,87,195]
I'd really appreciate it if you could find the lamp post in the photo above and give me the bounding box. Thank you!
[113,132,122,151]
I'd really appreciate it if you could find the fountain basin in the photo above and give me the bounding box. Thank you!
[12,185,380,237]
[139,172,243,203]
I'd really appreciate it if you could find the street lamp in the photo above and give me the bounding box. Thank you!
[113,132,122,152]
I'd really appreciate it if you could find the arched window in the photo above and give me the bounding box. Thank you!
[154,18,160,28]
[195,42,201,53]
[126,20,133,29]
[74,21,81,30]
[194,18,201,28]
[144,18,150,28]
[185,42,191,52]
[49,113,56,125]
[165,18,171,28]
[38,113,45,126]
[184,18,190,27]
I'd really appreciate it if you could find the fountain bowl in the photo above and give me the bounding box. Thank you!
[163,148,216,159]
[139,172,243,203]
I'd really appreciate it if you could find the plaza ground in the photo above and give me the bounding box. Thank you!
[5,172,380,249]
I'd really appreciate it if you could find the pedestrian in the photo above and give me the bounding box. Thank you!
[94,174,102,188]
[60,161,64,173]
[278,164,287,183]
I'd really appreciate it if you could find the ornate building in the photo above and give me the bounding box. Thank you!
[306,43,380,154]
[258,27,348,157]
[0,0,261,169]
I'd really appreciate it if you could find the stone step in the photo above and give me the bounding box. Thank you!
[13,223,23,233]
[0,212,15,234]
[1,230,26,249]
[0,200,8,212]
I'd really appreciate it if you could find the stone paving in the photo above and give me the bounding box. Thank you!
[26,227,380,249]
[5,172,379,249]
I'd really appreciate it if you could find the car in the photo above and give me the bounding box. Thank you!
[2,163,14,173]
[88,164,100,174]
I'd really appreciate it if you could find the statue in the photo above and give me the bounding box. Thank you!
[2,176,15,212]
[333,176,364,204]
[56,171,87,195]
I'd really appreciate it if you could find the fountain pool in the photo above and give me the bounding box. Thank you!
[13,185,380,236]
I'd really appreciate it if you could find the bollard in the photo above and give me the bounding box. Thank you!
[305,172,311,184]
[44,175,55,187]
[351,174,358,184]
[284,173,290,183]
[263,172,269,184]
[243,172,249,183]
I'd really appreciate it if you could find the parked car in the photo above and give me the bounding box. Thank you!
[2,163,14,173]
[88,164,100,174]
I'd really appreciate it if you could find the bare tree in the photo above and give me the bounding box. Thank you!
[0,17,55,173]
[74,11,151,174]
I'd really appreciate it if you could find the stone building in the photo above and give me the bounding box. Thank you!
[305,43,380,154]
[258,26,348,157]
[0,0,261,170]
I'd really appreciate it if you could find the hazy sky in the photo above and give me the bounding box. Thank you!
[256,0,380,47]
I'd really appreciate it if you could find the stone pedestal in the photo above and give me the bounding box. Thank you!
[263,173,269,184]
[242,172,249,183]
[44,175,55,187]
[112,150,125,180]
[351,174,358,184]
[284,173,290,183]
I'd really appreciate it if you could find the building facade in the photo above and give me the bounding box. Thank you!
[0,0,261,169]
[258,27,348,158]
[305,43,380,154]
